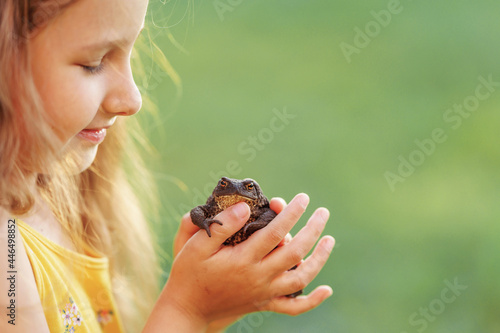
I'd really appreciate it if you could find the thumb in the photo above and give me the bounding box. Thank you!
[189,202,250,256]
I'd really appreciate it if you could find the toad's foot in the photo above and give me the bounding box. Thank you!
[242,220,268,236]
[201,219,223,237]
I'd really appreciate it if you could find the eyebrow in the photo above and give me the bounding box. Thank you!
[81,26,145,52]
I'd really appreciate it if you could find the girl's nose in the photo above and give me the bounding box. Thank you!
[102,65,142,116]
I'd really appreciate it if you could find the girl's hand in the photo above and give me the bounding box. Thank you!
[172,197,293,332]
[173,197,289,257]
[144,193,334,332]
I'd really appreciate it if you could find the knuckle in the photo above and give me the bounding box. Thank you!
[233,264,249,276]
[288,247,305,263]
[311,251,329,269]
[267,227,285,244]
[312,223,323,238]
[287,206,303,221]
[301,258,322,276]
[290,274,307,292]
[305,221,322,239]
[254,299,272,312]
[230,258,252,277]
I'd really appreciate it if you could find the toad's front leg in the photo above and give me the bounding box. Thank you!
[242,209,277,236]
[190,206,223,237]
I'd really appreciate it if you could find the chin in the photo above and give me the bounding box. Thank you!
[76,145,99,173]
[61,139,99,174]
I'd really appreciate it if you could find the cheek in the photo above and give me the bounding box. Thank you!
[30,58,100,145]
[38,75,99,143]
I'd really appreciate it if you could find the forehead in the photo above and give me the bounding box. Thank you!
[38,0,148,50]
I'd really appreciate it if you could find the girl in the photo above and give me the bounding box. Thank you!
[0,0,335,332]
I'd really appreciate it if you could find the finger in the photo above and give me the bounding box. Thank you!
[187,202,250,256]
[173,212,201,257]
[276,233,293,248]
[270,236,335,296]
[262,285,333,316]
[264,208,330,273]
[269,197,287,215]
[246,193,309,260]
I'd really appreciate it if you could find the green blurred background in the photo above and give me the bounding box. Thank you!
[136,0,500,332]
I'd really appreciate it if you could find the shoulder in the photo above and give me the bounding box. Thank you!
[0,208,50,332]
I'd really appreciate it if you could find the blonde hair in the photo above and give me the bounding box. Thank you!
[0,1,177,331]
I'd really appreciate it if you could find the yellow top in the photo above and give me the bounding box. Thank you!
[18,219,124,333]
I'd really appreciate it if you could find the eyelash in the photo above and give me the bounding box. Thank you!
[81,62,104,75]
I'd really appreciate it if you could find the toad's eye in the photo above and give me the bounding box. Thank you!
[246,183,254,190]
[220,180,227,187]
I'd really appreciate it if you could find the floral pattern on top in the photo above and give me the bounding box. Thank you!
[96,309,114,325]
[60,297,83,332]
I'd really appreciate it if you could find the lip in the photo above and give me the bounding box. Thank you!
[77,127,107,144]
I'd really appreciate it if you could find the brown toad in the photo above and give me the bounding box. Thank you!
[190,177,277,245]
[190,177,302,297]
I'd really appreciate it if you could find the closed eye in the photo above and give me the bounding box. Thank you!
[81,62,105,75]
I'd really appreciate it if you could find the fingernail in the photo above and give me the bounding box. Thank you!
[297,193,310,209]
[324,237,335,253]
[325,286,333,297]
[232,202,248,219]
[319,208,330,223]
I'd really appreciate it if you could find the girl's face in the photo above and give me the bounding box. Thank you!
[29,0,148,172]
